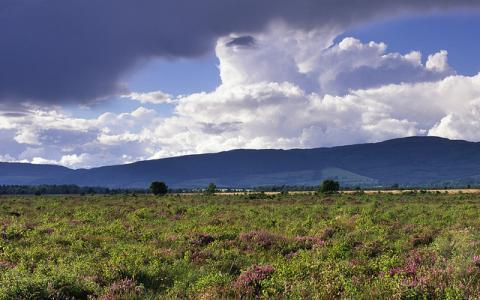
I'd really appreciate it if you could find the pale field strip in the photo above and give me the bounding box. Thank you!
[174,189,480,196]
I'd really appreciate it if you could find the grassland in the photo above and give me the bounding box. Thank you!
[1,192,480,299]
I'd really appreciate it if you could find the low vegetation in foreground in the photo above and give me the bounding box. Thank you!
[1,192,480,298]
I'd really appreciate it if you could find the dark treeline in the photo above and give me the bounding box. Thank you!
[0,185,148,195]
[1,183,477,196]
[2,184,320,195]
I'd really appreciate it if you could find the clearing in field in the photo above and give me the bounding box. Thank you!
[1,193,480,298]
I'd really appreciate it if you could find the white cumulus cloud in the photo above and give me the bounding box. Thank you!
[0,26,478,168]
[122,91,175,104]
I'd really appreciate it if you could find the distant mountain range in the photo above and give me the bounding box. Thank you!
[1,136,480,188]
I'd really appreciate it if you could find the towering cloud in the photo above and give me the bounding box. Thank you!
[0,0,479,104]
[2,29,480,168]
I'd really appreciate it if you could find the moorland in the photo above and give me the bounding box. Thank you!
[1,192,480,298]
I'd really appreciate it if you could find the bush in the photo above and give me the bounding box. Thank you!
[320,179,340,194]
[234,265,275,296]
[205,183,217,195]
[101,278,144,299]
[238,230,286,250]
[150,181,168,196]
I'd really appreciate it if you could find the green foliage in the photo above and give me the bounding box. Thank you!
[205,183,217,195]
[150,181,168,196]
[1,193,480,298]
[0,184,146,195]
[320,179,340,193]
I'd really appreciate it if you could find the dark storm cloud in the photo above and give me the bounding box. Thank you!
[226,36,257,48]
[0,112,28,118]
[0,0,479,105]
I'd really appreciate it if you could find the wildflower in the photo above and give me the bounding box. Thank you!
[238,230,286,249]
[473,255,480,267]
[101,278,144,300]
[234,265,275,295]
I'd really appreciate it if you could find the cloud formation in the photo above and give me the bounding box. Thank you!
[2,27,480,168]
[0,0,479,104]
[123,91,174,104]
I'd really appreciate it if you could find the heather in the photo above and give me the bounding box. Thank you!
[1,192,480,298]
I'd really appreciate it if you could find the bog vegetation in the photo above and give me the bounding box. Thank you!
[1,192,480,298]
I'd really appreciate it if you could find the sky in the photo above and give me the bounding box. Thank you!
[1,1,480,168]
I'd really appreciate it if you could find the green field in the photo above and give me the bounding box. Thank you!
[1,192,480,299]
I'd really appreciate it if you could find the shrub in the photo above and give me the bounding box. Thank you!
[321,227,336,239]
[245,192,272,200]
[238,230,286,250]
[191,233,215,247]
[205,183,217,195]
[101,278,144,300]
[320,179,340,194]
[412,233,434,248]
[150,181,168,196]
[293,236,326,248]
[0,260,15,269]
[234,265,275,296]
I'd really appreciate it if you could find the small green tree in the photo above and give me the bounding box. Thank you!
[150,181,168,196]
[320,179,340,194]
[205,183,217,195]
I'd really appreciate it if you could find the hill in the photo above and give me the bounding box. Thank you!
[0,163,73,185]
[1,136,480,188]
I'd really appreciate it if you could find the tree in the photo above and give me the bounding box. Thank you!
[150,181,168,196]
[320,179,340,194]
[205,183,217,195]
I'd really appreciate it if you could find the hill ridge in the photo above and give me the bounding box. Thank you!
[1,136,479,188]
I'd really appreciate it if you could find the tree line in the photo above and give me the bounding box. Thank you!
[151,180,340,195]
[0,180,341,196]
[0,185,148,195]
